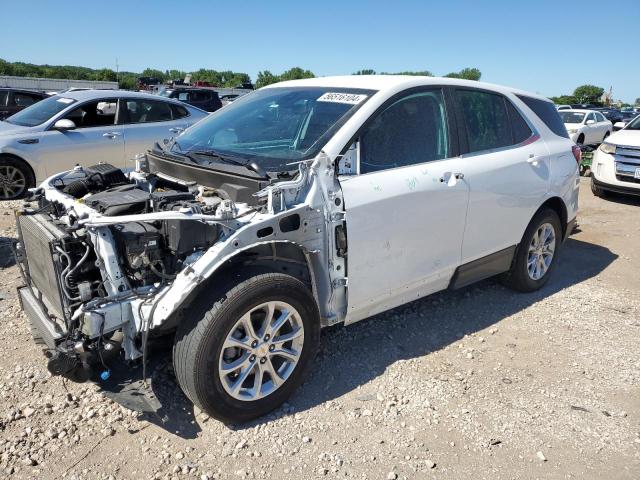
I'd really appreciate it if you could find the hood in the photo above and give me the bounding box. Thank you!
[608,129,640,147]
[0,121,38,137]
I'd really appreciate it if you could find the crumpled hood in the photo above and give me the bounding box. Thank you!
[0,121,37,137]
[608,129,640,147]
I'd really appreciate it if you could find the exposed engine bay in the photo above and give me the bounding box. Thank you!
[14,152,347,384]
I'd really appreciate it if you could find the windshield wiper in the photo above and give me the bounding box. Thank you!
[182,149,269,178]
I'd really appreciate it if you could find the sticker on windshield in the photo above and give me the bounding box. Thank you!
[317,92,367,105]
[56,98,74,104]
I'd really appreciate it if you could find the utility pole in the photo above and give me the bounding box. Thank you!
[116,58,119,85]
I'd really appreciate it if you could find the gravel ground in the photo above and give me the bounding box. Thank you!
[0,178,639,480]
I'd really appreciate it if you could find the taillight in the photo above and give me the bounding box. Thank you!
[572,145,581,164]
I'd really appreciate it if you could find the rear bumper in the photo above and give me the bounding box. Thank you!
[18,286,65,349]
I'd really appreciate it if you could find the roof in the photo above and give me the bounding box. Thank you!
[264,75,551,102]
[54,89,177,102]
[562,109,596,114]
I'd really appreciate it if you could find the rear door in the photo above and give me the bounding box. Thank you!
[120,98,192,161]
[451,88,551,264]
[340,87,470,323]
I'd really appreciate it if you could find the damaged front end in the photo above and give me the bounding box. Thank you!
[14,150,347,388]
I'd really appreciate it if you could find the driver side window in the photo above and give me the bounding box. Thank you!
[359,89,449,174]
[63,99,118,128]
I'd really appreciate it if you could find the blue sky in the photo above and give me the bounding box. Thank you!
[3,0,639,102]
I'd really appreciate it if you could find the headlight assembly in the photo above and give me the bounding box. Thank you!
[599,142,616,154]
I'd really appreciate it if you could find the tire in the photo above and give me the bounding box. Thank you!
[576,134,585,145]
[173,272,320,423]
[603,131,610,142]
[0,156,34,200]
[501,208,562,293]
[590,177,607,198]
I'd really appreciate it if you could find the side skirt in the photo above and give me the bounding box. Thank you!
[449,246,516,290]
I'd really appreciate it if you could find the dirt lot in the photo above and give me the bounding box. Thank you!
[0,177,638,480]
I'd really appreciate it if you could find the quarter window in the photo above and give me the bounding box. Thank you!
[455,89,512,153]
[516,95,569,139]
[170,104,189,119]
[359,89,449,173]
[124,100,173,123]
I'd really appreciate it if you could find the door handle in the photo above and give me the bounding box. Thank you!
[440,172,464,186]
[169,127,185,134]
[527,154,540,166]
[103,132,121,139]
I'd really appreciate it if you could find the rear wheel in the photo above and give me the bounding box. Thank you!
[501,208,561,292]
[173,273,320,423]
[576,134,585,145]
[0,156,34,200]
[603,131,610,142]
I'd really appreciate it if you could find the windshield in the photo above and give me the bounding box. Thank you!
[171,87,375,171]
[559,111,585,124]
[6,96,76,127]
[626,115,640,130]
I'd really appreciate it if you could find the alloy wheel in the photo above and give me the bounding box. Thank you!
[527,222,556,281]
[0,165,26,199]
[218,301,304,401]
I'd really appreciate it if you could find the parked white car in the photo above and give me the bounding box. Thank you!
[0,90,208,199]
[15,76,580,423]
[591,114,640,197]
[559,109,612,145]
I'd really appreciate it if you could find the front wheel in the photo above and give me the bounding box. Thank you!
[173,273,320,423]
[0,156,34,200]
[501,208,562,292]
[591,177,607,198]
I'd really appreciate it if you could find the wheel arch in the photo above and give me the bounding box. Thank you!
[162,240,326,332]
[0,152,36,186]
[537,196,568,238]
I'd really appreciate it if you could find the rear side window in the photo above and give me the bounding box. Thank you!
[455,90,512,152]
[517,95,569,139]
[505,101,533,144]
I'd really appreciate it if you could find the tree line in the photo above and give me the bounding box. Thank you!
[0,59,482,90]
[550,85,637,107]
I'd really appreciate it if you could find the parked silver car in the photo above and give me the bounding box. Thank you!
[0,90,208,199]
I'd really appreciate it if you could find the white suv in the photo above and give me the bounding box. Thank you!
[591,114,640,197]
[15,76,580,423]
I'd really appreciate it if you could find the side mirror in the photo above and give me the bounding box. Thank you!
[585,119,595,125]
[614,121,626,130]
[53,119,76,131]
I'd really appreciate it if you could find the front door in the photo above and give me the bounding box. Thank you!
[34,98,125,176]
[340,88,470,324]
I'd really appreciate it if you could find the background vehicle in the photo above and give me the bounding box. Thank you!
[556,104,571,110]
[0,88,47,120]
[14,76,579,423]
[160,87,223,112]
[559,109,612,145]
[137,76,161,91]
[0,90,207,199]
[593,107,623,125]
[591,114,640,198]
[613,110,639,130]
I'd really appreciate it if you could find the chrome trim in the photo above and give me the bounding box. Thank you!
[615,162,640,177]
[616,144,640,159]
